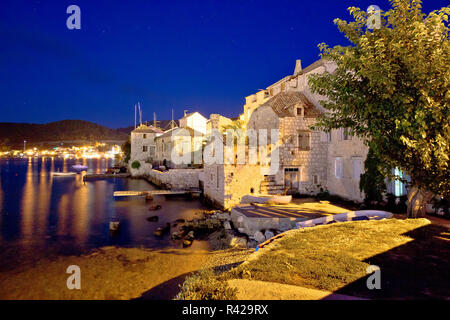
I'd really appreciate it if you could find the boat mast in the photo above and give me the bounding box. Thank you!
[138,102,142,126]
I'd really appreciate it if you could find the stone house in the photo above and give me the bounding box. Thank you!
[246,91,328,196]
[206,114,233,135]
[179,111,207,135]
[154,126,204,169]
[130,124,163,162]
[203,59,379,209]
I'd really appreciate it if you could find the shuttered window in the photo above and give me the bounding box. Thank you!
[297,131,311,150]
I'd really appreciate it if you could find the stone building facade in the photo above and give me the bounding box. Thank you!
[154,127,204,169]
[179,111,207,135]
[206,114,233,135]
[130,125,163,162]
[203,58,370,209]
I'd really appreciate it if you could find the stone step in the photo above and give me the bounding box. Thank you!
[260,187,285,193]
[260,185,284,190]
[260,181,281,187]
[260,184,284,188]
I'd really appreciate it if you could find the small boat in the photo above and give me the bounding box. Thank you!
[52,172,77,176]
[241,194,292,205]
[72,164,88,171]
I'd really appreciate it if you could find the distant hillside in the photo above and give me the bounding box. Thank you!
[0,120,128,147]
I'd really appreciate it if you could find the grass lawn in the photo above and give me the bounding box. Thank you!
[217,218,449,299]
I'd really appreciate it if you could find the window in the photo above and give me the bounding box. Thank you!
[149,146,156,156]
[343,128,351,140]
[297,131,311,150]
[393,167,406,196]
[142,146,148,152]
[334,157,343,178]
[296,107,303,117]
[269,88,274,96]
[313,175,319,184]
[216,166,220,188]
[352,157,362,180]
[143,134,147,139]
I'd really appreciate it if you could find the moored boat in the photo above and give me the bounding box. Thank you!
[72,164,88,170]
[52,172,77,176]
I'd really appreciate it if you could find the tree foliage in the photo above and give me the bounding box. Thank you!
[308,0,449,201]
[360,147,387,205]
[122,137,131,163]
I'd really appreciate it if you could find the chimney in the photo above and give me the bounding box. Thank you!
[294,59,302,75]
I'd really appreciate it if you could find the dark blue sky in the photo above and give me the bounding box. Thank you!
[0,0,447,128]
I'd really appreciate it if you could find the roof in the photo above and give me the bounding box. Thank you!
[302,59,326,74]
[258,91,321,118]
[180,111,207,120]
[132,124,163,134]
[156,126,204,139]
[264,59,327,90]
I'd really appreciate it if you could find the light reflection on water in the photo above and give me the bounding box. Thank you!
[0,158,210,270]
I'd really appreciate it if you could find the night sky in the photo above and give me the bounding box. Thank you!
[0,0,447,128]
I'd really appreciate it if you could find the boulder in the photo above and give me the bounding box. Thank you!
[146,215,158,222]
[254,231,266,243]
[186,231,194,240]
[171,231,181,240]
[264,230,275,240]
[183,239,193,247]
[230,236,247,248]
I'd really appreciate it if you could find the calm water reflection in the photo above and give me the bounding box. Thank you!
[0,158,209,270]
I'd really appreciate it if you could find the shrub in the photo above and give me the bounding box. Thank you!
[131,160,141,169]
[174,268,237,300]
[360,147,386,206]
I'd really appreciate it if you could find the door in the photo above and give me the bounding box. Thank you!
[284,168,300,194]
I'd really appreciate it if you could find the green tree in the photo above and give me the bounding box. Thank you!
[308,0,449,217]
[122,137,131,163]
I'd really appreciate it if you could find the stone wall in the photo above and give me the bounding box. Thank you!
[276,116,329,194]
[129,162,153,176]
[203,163,267,210]
[130,160,201,190]
[327,129,368,202]
[223,164,267,210]
[146,168,202,190]
[203,163,225,208]
[247,103,329,195]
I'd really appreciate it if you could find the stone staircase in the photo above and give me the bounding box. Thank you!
[259,175,285,195]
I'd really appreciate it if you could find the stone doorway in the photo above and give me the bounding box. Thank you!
[284,168,300,194]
